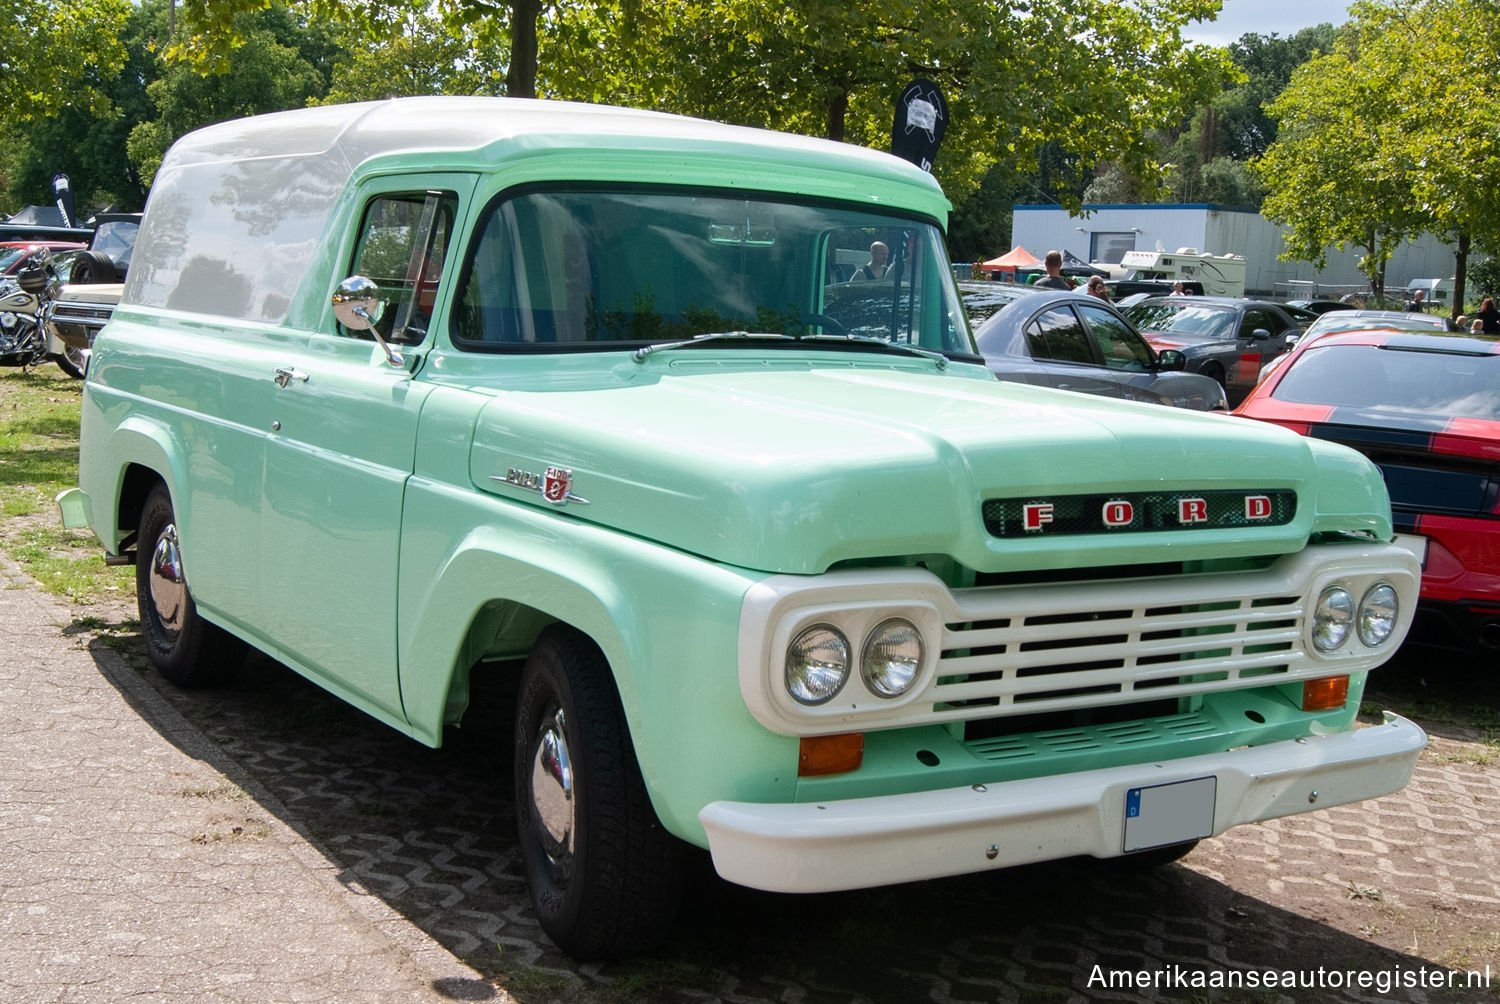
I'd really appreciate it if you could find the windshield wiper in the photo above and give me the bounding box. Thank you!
[632,329,951,368]
[796,333,949,369]
[632,331,794,363]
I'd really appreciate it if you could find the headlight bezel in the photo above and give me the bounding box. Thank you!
[770,599,942,720]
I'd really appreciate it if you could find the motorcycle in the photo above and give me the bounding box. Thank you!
[0,251,86,379]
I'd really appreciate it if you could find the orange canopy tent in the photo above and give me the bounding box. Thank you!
[978,245,1041,277]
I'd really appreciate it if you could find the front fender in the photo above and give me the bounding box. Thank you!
[396,482,796,844]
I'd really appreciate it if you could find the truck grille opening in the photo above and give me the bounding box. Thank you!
[964,698,1181,743]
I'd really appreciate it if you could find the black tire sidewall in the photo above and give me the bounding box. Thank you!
[134,484,242,686]
[512,626,683,959]
[514,640,591,944]
[50,349,85,379]
[136,486,191,680]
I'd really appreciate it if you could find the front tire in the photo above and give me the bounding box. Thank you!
[514,626,684,959]
[136,484,244,687]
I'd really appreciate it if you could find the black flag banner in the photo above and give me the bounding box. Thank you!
[52,174,76,228]
[891,79,948,173]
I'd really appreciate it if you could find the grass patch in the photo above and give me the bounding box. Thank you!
[0,369,133,603]
[6,523,131,602]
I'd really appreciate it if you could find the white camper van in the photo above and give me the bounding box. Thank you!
[1118,247,1247,297]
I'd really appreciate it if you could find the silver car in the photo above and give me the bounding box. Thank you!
[961,281,1228,410]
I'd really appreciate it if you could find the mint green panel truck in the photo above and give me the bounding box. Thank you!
[59,98,1426,960]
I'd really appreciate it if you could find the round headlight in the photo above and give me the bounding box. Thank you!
[861,618,924,698]
[1358,583,1399,647]
[1312,586,1354,652]
[786,625,850,705]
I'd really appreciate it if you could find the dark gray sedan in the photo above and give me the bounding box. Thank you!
[960,281,1228,411]
[1121,296,1308,405]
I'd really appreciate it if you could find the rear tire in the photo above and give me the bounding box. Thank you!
[136,484,245,687]
[514,626,684,959]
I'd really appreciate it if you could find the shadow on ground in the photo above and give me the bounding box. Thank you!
[87,632,1496,1004]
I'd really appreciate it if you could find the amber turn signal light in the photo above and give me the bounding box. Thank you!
[1302,675,1350,711]
[798,733,864,776]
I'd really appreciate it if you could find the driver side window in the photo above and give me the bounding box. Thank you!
[346,192,457,344]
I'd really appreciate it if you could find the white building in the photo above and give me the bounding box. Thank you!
[1010,203,1455,298]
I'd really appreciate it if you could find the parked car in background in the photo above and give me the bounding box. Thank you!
[0,241,87,285]
[1298,308,1455,340]
[1235,327,1500,654]
[1257,309,1458,384]
[67,212,141,284]
[40,213,142,367]
[1122,295,1307,404]
[1285,299,1356,316]
[960,281,1227,410]
[1106,278,1204,299]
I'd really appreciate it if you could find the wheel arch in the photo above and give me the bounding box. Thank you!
[396,519,773,843]
[398,532,637,750]
[89,417,185,553]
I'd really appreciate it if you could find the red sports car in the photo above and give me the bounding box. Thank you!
[1235,326,1500,653]
[0,240,87,278]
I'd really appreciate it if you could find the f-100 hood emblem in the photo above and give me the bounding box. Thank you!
[492,466,591,506]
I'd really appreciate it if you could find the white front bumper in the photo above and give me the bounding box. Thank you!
[699,712,1426,893]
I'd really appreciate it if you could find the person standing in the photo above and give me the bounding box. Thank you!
[1407,288,1427,313]
[1477,296,1499,334]
[1034,249,1072,290]
[1086,275,1111,302]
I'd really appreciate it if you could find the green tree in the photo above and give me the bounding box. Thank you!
[127,5,340,186]
[5,0,169,213]
[1256,0,1500,309]
[0,0,130,122]
[586,0,1232,206]
[321,9,508,101]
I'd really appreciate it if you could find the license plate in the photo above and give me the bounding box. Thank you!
[1123,776,1217,852]
[1392,533,1428,567]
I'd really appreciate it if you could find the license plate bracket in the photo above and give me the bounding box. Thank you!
[1123,776,1217,853]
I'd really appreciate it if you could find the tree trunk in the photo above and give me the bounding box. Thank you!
[826,90,848,143]
[1453,231,1469,322]
[507,0,541,99]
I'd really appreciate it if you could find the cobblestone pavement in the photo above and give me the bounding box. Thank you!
[0,558,498,1004]
[6,560,1498,1003]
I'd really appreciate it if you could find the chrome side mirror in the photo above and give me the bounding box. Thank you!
[332,275,403,366]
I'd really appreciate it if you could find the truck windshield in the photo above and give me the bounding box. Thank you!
[450,188,972,355]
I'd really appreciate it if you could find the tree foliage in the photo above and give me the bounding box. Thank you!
[2,0,160,213]
[0,0,130,121]
[574,0,1233,206]
[127,5,339,186]
[1255,0,1500,306]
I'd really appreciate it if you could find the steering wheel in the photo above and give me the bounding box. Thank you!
[801,313,846,335]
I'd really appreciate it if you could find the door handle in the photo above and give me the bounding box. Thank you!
[273,367,309,388]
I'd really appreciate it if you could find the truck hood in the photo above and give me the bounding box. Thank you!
[466,361,1386,574]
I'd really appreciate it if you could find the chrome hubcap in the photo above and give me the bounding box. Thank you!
[149,523,187,637]
[529,707,575,881]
